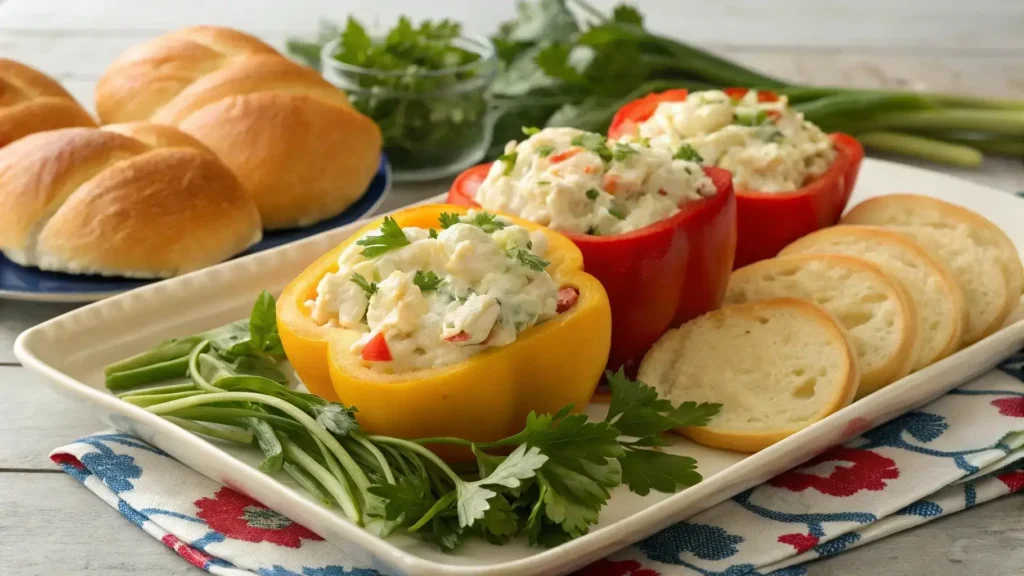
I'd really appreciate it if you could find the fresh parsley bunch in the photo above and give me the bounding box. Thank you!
[105,293,720,551]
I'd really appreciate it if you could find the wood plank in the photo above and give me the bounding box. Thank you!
[0,473,203,575]
[0,0,1021,52]
[810,494,1024,575]
[0,301,80,364]
[0,366,107,469]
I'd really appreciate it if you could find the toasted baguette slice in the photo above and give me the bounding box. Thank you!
[781,226,966,370]
[843,194,1021,344]
[638,298,858,453]
[725,254,917,397]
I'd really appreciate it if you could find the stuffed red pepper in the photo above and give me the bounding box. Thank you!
[609,88,864,267]
[447,127,736,370]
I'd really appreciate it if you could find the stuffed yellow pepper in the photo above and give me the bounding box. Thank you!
[277,204,612,444]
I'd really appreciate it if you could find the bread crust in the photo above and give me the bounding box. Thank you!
[726,253,918,396]
[0,59,95,148]
[781,225,966,369]
[95,26,382,230]
[0,125,262,278]
[843,194,1022,343]
[638,298,858,453]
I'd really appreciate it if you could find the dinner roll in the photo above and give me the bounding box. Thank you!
[0,124,262,278]
[842,194,1022,345]
[638,298,858,453]
[95,26,382,230]
[0,59,95,148]
[781,226,966,370]
[725,254,918,397]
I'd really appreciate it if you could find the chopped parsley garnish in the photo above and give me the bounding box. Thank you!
[570,132,613,163]
[506,244,549,272]
[639,137,651,147]
[413,270,442,292]
[350,273,378,297]
[538,180,551,185]
[536,145,555,158]
[438,212,462,229]
[585,189,600,200]
[428,228,438,239]
[673,144,704,163]
[608,207,627,220]
[498,151,518,175]
[356,216,410,258]
[734,109,769,127]
[612,142,638,162]
[521,126,541,136]
[438,211,507,233]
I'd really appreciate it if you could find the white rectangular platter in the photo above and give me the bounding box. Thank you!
[15,157,1024,576]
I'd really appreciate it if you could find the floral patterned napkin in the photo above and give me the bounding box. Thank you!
[50,352,1024,576]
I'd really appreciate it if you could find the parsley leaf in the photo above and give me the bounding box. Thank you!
[585,189,599,200]
[570,132,612,163]
[673,144,704,163]
[734,109,769,127]
[456,444,548,527]
[479,494,519,544]
[498,151,518,175]
[369,476,434,523]
[619,448,701,496]
[522,126,541,136]
[438,212,462,229]
[608,207,627,220]
[313,403,361,437]
[467,211,507,233]
[612,142,638,162]
[605,368,721,439]
[350,273,378,297]
[356,217,410,258]
[413,270,442,292]
[507,243,550,272]
[536,145,555,157]
[612,4,644,25]
[428,228,439,239]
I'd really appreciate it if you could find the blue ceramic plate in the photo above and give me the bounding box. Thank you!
[0,156,392,303]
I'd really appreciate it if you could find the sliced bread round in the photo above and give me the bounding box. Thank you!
[842,194,1021,344]
[780,226,966,370]
[725,254,917,397]
[638,298,858,453]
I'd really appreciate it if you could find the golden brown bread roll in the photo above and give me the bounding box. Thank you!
[95,26,382,230]
[0,59,96,148]
[0,123,262,278]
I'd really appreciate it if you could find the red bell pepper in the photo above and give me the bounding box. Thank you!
[447,163,736,372]
[608,88,865,268]
[360,332,392,362]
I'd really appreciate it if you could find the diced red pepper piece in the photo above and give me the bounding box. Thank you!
[602,174,620,194]
[723,87,749,100]
[757,91,781,103]
[766,109,782,121]
[444,331,472,343]
[549,148,582,164]
[360,332,392,362]
[556,287,580,314]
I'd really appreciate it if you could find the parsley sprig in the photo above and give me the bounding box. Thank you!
[438,211,508,233]
[570,132,613,163]
[350,273,378,297]
[507,244,549,272]
[356,217,410,258]
[413,270,442,292]
[105,294,720,552]
[673,143,704,163]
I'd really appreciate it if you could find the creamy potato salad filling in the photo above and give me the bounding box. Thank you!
[475,127,716,236]
[626,90,836,192]
[309,212,562,372]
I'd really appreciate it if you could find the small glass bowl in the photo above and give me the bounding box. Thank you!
[322,35,498,183]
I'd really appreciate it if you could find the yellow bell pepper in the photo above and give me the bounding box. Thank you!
[277,204,612,445]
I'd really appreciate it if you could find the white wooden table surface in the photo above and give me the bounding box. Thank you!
[2,1,1022,574]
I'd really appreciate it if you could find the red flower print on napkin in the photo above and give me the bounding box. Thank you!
[777,532,819,554]
[769,447,899,497]
[997,470,1024,492]
[991,397,1024,417]
[577,558,661,576]
[161,534,214,569]
[195,487,323,548]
